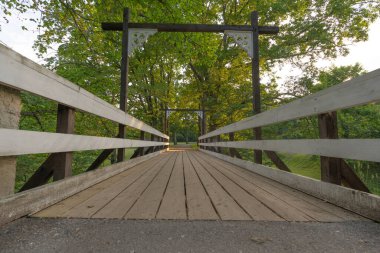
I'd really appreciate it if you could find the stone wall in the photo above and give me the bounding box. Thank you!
[0,85,21,197]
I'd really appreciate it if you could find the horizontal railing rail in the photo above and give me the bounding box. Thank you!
[198,68,380,194]
[201,139,380,163]
[0,44,169,196]
[0,129,169,156]
[0,45,168,139]
[199,68,380,140]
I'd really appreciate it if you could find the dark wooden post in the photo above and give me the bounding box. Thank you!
[318,112,341,184]
[202,111,206,136]
[251,11,262,164]
[216,135,221,153]
[117,7,130,162]
[163,110,168,135]
[53,104,75,181]
[139,131,145,156]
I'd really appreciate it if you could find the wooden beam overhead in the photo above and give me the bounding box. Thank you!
[102,23,279,34]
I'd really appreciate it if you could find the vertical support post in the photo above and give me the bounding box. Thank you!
[0,86,21,197]
[53,104,75,181]
[202,111,206,136]
[139,131,145,156]
[117,7,130,162]
[216,135,221,153]
[251,11,262,164]
[163,110,168,135]
[318,112,341,184]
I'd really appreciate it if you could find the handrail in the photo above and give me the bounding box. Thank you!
[0,44,168,139]
[199,68,380,140]
[201,139,380,163]
[0,129,169,156]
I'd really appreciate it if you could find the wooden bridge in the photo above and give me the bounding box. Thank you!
[1,16,380,252]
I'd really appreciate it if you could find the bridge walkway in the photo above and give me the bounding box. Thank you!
[34,149,365,222]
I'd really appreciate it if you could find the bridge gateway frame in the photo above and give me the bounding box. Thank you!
[101,7,279,164]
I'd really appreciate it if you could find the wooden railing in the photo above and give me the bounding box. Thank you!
[198,69,380,221]
[0,44,169,191]
[199,68,380,191]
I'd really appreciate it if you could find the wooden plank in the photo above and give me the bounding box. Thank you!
[192,152,283,221]
[0,150,166,226]
[125,153,177,219]
[187,152,251,220]
[183,151,218,220]
[196,152,346,222]
[212,156,365,221]
[199,68,380,140]
[200,149,379,221]
[32,161,147,217]
[156,152,187,219]
[60,154,165,218]
[200,139,380,163]
[0,44,168,139]
[102,23,279,34]
[92,153,174,219]
[0,129,168,156]
[195,152,319,221]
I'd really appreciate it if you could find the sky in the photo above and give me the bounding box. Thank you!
[1,10,379,72]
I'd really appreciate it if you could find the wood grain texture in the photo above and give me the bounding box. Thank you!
[0,150,166,226]
[0,129,168,156]
[93,153,173,219]
[156,152,187,219]
[200,68,380,140]
[183,151,218,220]
[201,149,379,221]
[125,153,177,219]
[200,139,380,163]
[0,44,167,139]
[34,150,370,222]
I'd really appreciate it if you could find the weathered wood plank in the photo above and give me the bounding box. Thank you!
[61,154,163,218]
[125,153,177,219]
[192,152,283,221]
[92,153,173,219]
[194,152,321,221]
[200,149,380,221]
[32,162,145,217]
[183,151,218,220]
[156,152,187,219]
[200,139,380,163]
[0,129,168,156]
[0,44,168,139]
[197,152,347,222]
[200,68,380,140]
[187,152,251,220]
[0,150,166,226]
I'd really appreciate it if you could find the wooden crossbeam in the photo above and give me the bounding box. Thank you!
[102,23,279,34]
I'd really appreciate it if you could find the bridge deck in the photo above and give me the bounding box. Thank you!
[34,150,365,221]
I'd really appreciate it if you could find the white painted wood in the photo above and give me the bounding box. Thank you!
[200,139,380,163]
[0,45,168,139]
[200,149,380,222]
[0,150,166,226]
[0,128,169,156]
[199,68,380,139]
